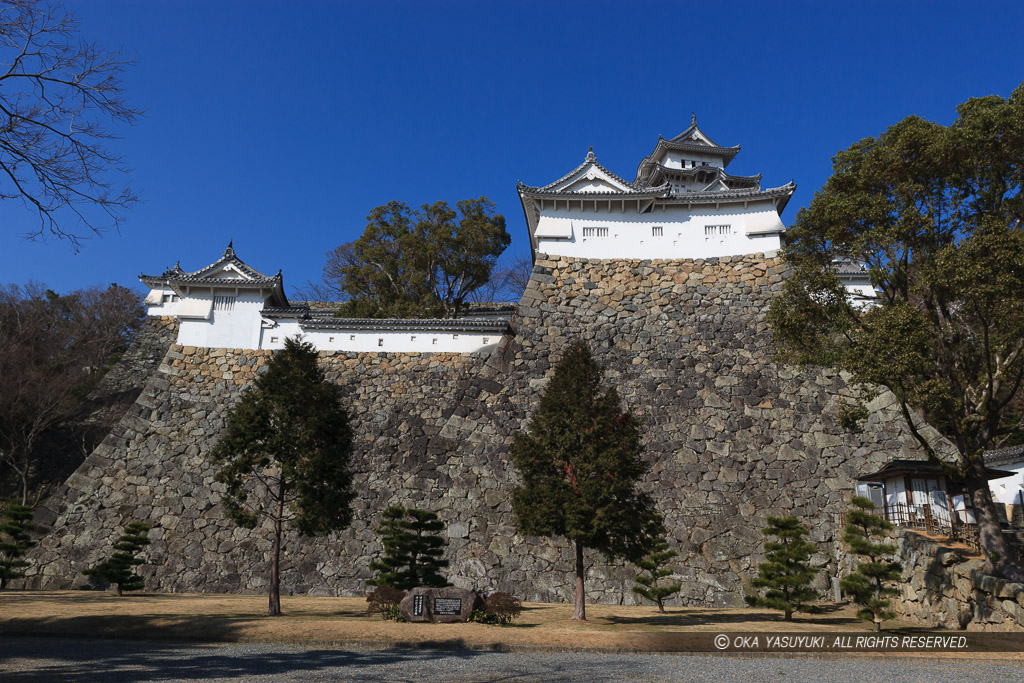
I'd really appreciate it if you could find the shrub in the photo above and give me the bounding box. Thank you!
[366,585,406,621]
[480,591,522,625]
[367,506,448,590]
[841,496,902,632]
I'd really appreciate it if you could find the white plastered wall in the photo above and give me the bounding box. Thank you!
[533,201,783,260]
[176,290,267,349]
[258,324,501,353]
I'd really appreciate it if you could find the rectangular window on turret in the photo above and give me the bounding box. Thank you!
[652,226,663,237]
[213,296,235,311]
[582,227,608,237]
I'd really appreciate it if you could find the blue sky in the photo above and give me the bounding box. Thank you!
[2,0,1023,296]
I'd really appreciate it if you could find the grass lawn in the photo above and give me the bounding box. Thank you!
[5,590,1011,657]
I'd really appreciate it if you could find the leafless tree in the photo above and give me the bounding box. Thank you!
[0,282,144,503]
[0,0,141,246]
[467,251,534,304]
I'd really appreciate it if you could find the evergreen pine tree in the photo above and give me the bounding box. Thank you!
[82,522,151,595]
[367,506,448,590]
[210,337,356,616]
[745,516,821,620]
[0,503,35,589]
[511,341,662,621]
[632,534,681,612]
[840,496,903,632]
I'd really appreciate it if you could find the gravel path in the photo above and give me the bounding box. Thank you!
[1,637,1021,682]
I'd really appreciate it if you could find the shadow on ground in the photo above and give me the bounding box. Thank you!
[0,637,490,681]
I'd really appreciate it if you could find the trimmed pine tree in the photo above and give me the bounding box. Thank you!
[745,516,820,620]
[840,496,902,632]
[367,506,449,590]
[511,341,662,621]
[82,522,152,595]
[0,503,35,589]
[632,534,681,612]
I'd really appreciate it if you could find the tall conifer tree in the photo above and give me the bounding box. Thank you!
[210,337,355,616]
[511,341,661,620]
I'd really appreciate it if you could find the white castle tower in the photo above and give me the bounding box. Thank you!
[517,116,795,261]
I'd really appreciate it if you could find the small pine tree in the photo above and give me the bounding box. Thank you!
[0,503,35,589]
[840,496,902,632]
[367,506,449,590]
[745,516,821,620]
[632,535,681,612]
[82,522,151,596]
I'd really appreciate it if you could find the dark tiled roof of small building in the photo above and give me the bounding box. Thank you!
[983,445,1024,468]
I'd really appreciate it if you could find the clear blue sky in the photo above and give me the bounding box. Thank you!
[2,0,1023,296]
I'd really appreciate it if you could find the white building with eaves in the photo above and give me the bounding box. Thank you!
[518,116,796,261]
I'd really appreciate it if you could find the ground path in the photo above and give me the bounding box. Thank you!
[2,637,1023,682]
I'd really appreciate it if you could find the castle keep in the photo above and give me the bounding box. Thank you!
[25,123,948,606]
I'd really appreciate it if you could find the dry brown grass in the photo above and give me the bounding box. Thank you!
[0,590,934,653]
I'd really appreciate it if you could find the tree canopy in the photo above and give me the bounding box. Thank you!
[767,81,1024,580]
[0,282,144,503]
[367,506,449,590]
[0,0,140,245]
[511,341,662,620]
[314,197,510,319]
[210,337,355,615]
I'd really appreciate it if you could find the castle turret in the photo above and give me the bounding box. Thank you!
[517,119,795,261]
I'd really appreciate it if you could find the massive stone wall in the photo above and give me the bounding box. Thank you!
[25,254,953,606]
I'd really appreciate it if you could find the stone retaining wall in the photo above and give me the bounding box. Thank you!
[25,254,956,606]
[894,529,1024,631]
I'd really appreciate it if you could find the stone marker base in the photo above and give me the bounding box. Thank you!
[399,586,482,623]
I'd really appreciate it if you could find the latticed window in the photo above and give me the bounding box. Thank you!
[652,226,664,237]
[582,227,609,237]
[213,295,235,311]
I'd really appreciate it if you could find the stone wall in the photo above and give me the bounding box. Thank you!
[25,254,953,606]
[893,529,1024,631]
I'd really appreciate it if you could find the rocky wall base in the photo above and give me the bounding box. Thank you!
[894,529,1024,631]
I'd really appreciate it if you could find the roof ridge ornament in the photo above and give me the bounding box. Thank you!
[586,146,596,162]
[225,240,235,257]
[692,112,697,126]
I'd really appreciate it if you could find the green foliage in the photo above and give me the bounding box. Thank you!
[632,534,681,612]
[511,342,661,559]
[367,506,449,590]
[766,82,1024,578]
[209,337,355,614]
[511,342,662,619]
[82,522,151,595]
[745,516,821,620]
[327,197,510,319]
[837,403,869,432]
[840,497,902,630]
[0,503,34,589]
[471,592,522,625]
[365,585,406,621]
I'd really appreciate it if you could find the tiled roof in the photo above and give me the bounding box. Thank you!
[140,243,290,307]
[521,148,660,196]
[262,305,311,319]
[651,164,762,192]
[983,445,1024,468]
[660,181,796,205]
[833,261,870,276]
